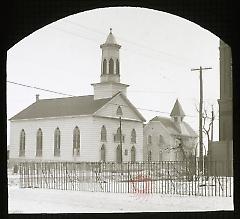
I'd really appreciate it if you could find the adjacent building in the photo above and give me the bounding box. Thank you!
[143,99,198,161]
[209,40,233,175]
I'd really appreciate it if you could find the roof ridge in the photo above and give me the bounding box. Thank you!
[40,94,94,101]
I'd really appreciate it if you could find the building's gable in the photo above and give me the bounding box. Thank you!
[93,93,145,122]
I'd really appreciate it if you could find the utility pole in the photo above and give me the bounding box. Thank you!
[211,105,215,142]
[191,66,212,172]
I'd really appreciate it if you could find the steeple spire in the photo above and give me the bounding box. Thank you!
[91,29,129,100]
[170,99,185,122]
[100,29,121,82]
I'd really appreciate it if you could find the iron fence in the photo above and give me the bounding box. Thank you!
[19,160,233,197]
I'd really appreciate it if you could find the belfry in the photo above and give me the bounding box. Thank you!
[91,28,129,100]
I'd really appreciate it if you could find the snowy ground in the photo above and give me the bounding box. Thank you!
[8,172,234,213]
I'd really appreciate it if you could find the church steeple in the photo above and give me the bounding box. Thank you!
[100,28,121,83]
[170,99,185,123]
[91,29,129,100]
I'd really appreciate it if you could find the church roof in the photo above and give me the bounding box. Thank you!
[10,95,112,120]
[150,116,197,137]
[105,28,117,44]
[105,32,117,44]
[170,99,185,117]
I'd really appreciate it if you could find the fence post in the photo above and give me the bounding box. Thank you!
[127,162,130,193]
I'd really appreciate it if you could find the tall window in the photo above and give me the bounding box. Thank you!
[148,150,152,162]
[73,126,80,156]
[114,127,124,143]
[36,128,43,157]
[101,125,107,141]
[131,146,136,162]
[159,134,164,146]
[116,127,121,141]
[100,144,106,162]
[109,58,114,74]
[19,129,25,157]
[116,59,120,75]
[147,135,152,145]
[102,59,107,75]
[54,127,61,156]
[116,144,122,163]
[131,129,136,143]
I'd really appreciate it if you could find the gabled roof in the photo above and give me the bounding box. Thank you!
[93,92,146,122]
[150,116,197,137]
[151,116,179,135]
[10,95,112,120]
[170,99,185,117]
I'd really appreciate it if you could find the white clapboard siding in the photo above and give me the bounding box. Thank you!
[10,116,95,162]
[10,114,144,162]
[94,94,142,122]
[92,117,144,162]
[143,120,197,161]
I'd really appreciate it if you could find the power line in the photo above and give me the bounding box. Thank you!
[62,20,193,64]
[7,81,75,97]
[52,22,187,82]
[7,80,219,120]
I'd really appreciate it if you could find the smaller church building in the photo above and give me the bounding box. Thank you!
[143,99,198,161]
[9,29,146,163]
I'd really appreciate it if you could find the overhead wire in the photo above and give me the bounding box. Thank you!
[7,80,219,120]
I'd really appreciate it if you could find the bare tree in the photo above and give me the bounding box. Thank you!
[195,103,216,154]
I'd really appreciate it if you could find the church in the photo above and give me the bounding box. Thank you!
[9,29,146,163]
[143,99,198,161]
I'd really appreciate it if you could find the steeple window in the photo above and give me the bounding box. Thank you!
[116,59,120,75]
[102,59,107,75]
[109,58,114,74]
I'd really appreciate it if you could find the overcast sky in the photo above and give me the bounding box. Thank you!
[7,7,220,150]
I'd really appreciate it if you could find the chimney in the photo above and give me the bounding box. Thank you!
[36,94,40,102]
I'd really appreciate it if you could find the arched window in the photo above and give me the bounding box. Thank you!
[116,127,121,142]
[73,126,80,156]
[101,125,107,142]
[102,59,107,75]
[19,129,25,157]
[148,150,152,162]
[109,58,114,74]
[100,144,106,162]
[116,144,122,163]
[116,106,123,117]
[54,127,61,156]
[36,128,43,157]
[131,146,136,162]
[116,59,120,75]
[131,129,136,143]
[159,134,164,145]
[148,135,152,145]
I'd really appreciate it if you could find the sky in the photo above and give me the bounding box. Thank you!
[7,7,220,150]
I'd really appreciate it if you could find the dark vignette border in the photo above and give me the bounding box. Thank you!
[1,0,239,219]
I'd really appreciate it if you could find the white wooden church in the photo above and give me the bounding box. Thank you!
[9,29,146,163]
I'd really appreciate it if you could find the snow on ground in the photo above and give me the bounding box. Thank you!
[8,172,234,213]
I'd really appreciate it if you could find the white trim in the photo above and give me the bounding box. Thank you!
[92,115,143,123]
[10,114,92,122]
